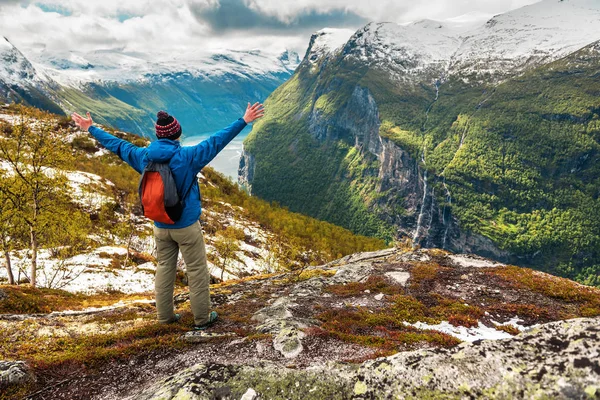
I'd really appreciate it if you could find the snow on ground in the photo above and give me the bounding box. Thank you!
[63,170,115,210]
[207,260,238,282]
[406,314,537,342]
[0,159,116,211]
[0,112,20,125]
[447,254,505,268]
[407,320,513,342]
[2,246,155,295]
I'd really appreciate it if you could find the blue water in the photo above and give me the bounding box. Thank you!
[181,130,249,180]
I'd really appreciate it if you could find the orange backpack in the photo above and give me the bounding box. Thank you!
[138,162,191,224]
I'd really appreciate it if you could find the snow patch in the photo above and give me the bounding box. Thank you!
[2,246,154,294]
[385,271,411,286]
[306,28,355,65]
[447,254,505,268]
[407,320,513,342]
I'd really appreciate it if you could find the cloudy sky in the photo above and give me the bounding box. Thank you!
[0,0,541,59]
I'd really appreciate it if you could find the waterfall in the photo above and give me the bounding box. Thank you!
[421,79,441,132]
[412,149,428,247]
[441,177,452,249]
[424,187,436,248]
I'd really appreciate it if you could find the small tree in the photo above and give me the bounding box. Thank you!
[113,192,139,268]
[0,175,25,284]
[43,208,92,289]
[213,226,242,281]
[0,107,75,287]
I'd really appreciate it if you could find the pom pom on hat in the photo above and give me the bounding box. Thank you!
[156,110,170,121]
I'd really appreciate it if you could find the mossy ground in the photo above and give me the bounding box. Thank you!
[0,285,152,314]
[2,249,600,399]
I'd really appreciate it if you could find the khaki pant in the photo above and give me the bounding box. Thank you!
[153,221,211,326]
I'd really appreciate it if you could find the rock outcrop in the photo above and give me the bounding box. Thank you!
[0,361,34,388]
[4,248,598,399]
[130,316,600,400]
[115,247,600,399]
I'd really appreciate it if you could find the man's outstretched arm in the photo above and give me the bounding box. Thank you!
[191,102,265,171]
[72,112,146,173]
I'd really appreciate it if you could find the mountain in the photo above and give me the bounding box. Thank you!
[239,0,600,286]
[0,38,300,138]
[0,37,63,115]
[38,47,301,137]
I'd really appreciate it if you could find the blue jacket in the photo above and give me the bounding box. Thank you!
[88,118,247,229]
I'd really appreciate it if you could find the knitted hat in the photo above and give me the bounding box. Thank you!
[155,111,182,140]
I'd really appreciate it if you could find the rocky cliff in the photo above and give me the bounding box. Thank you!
[239,1,600,285]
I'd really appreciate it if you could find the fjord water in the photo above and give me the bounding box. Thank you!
[182,127,251,179]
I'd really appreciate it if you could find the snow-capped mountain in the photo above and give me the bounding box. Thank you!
[341,21,462,80]
[239,0,600,287]
[34,47,300,87]
[304,28,355,66]
[313,0,600,82]
[0,36,63,114]
[0,37,301,136]
[451,0,600,77]
[0,36,38,85]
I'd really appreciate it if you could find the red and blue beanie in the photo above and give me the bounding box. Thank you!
[155,111,182,140]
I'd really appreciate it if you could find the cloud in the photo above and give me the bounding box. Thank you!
[0,0,542,65]
[189,0,367,34]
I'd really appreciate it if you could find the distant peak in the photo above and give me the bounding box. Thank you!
[303,28,355,66]
[411,19,446,29]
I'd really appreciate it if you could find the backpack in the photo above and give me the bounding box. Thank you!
[138,161,194,224]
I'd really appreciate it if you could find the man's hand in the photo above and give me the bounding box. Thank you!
[72,112,94,131]
[243,102,265,124]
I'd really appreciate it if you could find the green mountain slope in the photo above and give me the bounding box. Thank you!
[241,40,600,286]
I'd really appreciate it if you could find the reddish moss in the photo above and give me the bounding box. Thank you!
[313,297,462,355]
[488,266,600,305]
[431,298,484,321]
[214,292,270,325]
[325,275,404,297]
[448,314,479,328]
[410,262,441,287]
[488,303,555,320]
[0,285,152,314]
[579,305,600,317]
[495,324,520,335]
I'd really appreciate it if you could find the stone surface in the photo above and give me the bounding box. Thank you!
[447,253,506,269]
[355,317,600,399]
[129,316,600,399]
[385,271,411,286]
[240,387,258,400]
[273,328,305,359]
[0,360,34,388]
[9,247,600,400]
[180,331,237,343]
[252,296,314,359]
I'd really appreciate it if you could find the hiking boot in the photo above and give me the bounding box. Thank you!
[193,311,218,331]
[165,313,181,324]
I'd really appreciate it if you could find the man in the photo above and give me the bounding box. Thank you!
[72,103,264,329]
